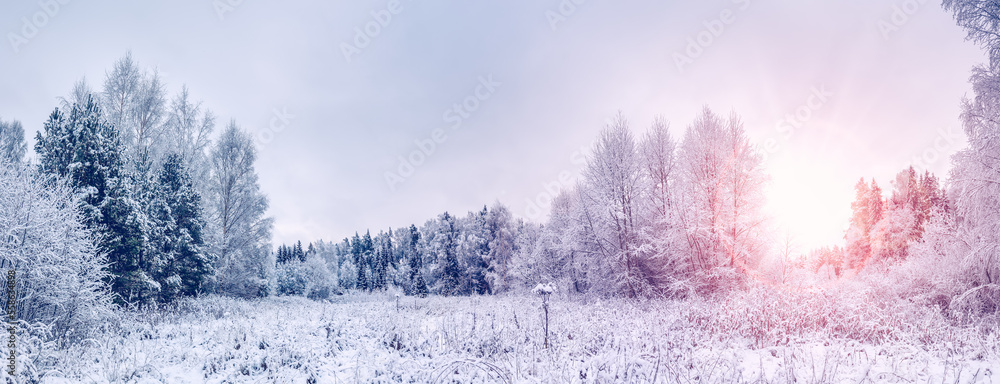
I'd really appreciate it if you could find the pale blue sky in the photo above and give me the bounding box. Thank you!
[0,0,985,250]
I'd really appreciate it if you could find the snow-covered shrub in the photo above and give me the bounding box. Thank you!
[212,246,274,299]
[338,256,358,290]
[276,253,337,299]
[685,266,749,299]
[0,163,113,345]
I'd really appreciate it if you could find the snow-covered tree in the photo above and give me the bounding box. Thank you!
[0,162,112,343]
[162,86,216,198]
[950,69,1000,287]
[530,188,600,294]
[638,117,689,290]
[0,118,26,163]
[677,108,728,271]
[485,202,516,293]
[866,167,948,264]
[457,208,490,295]
[677,107,768,275]
[58,78,96,112]
[579,113,649,297]
[101,51,167,164]
[353,231,374,291]
[405,224,428,296]
[428,212,461,295]
[152,154,211,301]
[940,0,1000,315]
[276,250,336,299]
[370,230,394,291]
[205,122,273,298]
[715,112,769,270]
[944,0,1000,72]
[845,179,884,270]
[35,95,154,304]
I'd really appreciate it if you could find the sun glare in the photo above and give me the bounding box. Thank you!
[764,155,854,253]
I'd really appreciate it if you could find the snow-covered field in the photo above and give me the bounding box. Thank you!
[15,288,996,383]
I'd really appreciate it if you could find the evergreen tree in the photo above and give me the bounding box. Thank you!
[460,207,491,295]
[372,231,393,290]
[485,202,516,293]
[276,244,290,264]
[35,95,152,304]
[407,224,428,297]
[845,178,884,270]
[293,241,305,262]
[155,154,211,300]
[352,232,372,290]
[361,231,374,291]
[436,212,461,295]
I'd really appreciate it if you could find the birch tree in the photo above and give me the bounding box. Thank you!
[101,51,167,163]
[163,86,216,196]
[0,162,112,343]
[580,113,648,297]
[206,121,274,298]
[677,108,768,279]
[638,117,689,289]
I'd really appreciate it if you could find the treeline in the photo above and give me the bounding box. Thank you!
[300,109,771,299]
[787,168,948,278]
[276,203,522,298]
[844,168,948,269]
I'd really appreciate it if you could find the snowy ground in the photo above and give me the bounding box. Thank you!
[17,291,1000,383]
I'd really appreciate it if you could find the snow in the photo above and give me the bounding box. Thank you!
[12,292,998,383]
